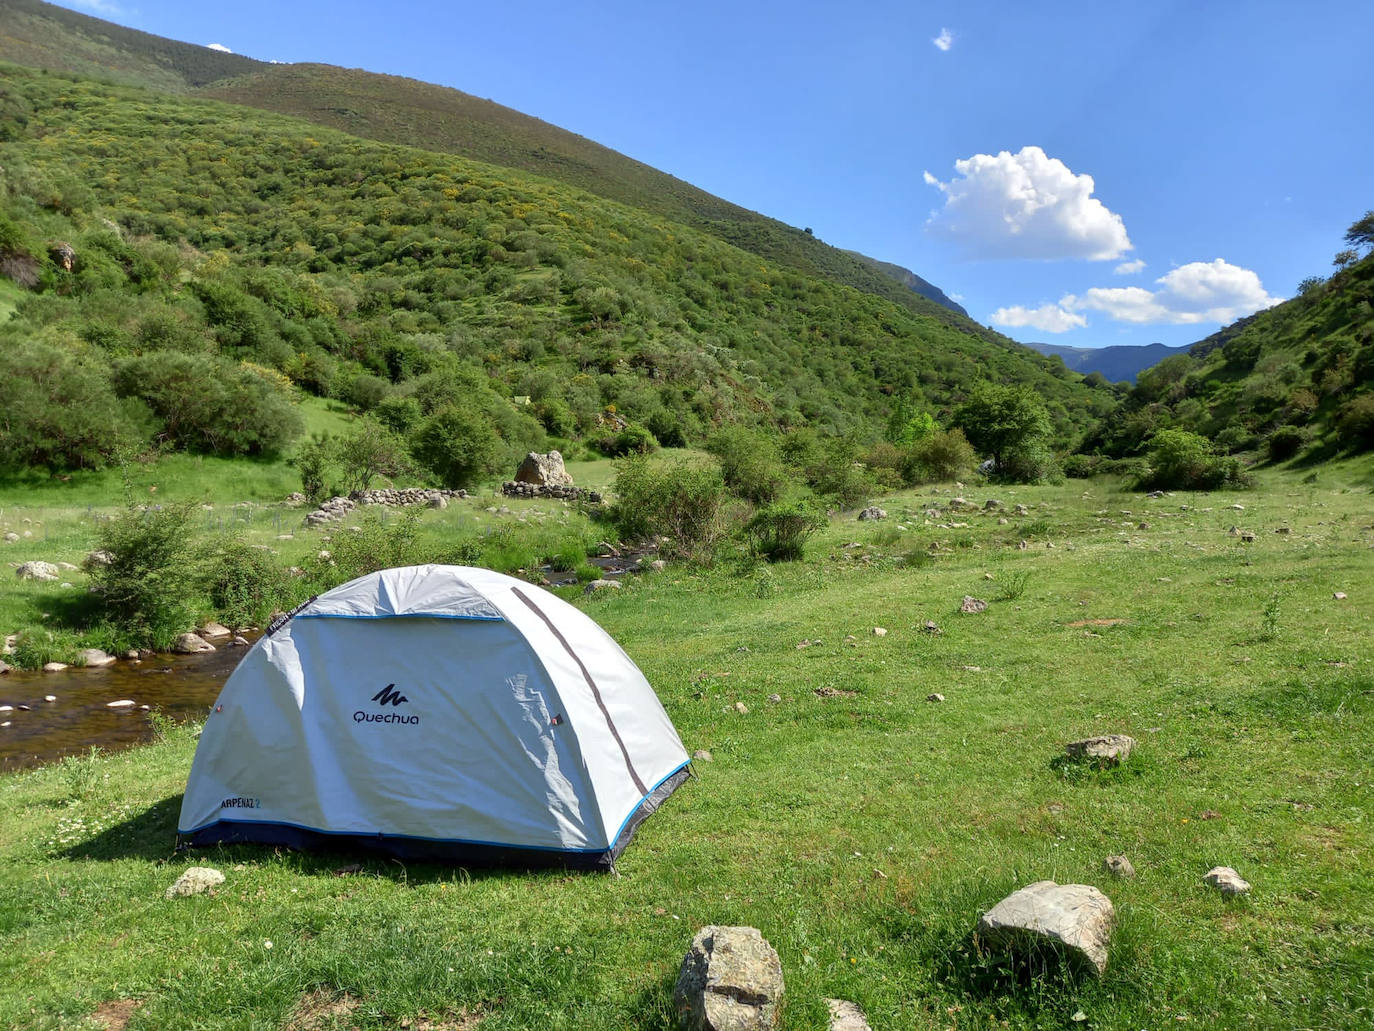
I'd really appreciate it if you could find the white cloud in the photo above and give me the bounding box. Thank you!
[1064,259,1283,325]
[65,0,124,14]
[923,146,1132,261]
[990,303,1087,334]
[933,28,954,52]
[206,43,233,53]
[1113,259,1146,275]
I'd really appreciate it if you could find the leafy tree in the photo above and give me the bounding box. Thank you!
[1333,249,1360,271]
[1296,276,1325,295]
[1345,210,1374,253]
[335,417,415,492]
[952,383,1052,473]
[410,406,501,489]
[1136,429,1249,491]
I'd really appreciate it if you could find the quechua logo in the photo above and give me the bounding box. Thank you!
[354,683,419,726]
[372,683,408,707]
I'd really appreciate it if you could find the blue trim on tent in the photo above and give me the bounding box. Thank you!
[293,612,505,622]
[177,815,603,852]
[609,761,690,846]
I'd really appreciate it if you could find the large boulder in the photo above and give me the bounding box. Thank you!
[674,925,784,1030]
[17,561,60,582]
[1065,734,1136,766]
[514,450,574,487]
[173,633,215,654]
[976,881,1115,976]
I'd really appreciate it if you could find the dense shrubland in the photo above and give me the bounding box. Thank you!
[0,67,1105,490]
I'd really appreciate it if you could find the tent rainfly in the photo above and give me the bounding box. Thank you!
[178,565,690,870]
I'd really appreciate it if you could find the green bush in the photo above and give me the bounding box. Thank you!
[1062,453,1100,479]
[743,492,825,563]
[204,537,299,628]
[994,442,1063,485]
[596,424,659,457]
[907,427,975,483]
[87,502,206,650]
[311,509,422,587]
[1265,425,1307,462]
[1335,394,1374,450]
[709,425,789,504]
[611,453,732,562]
[1136,429,1252,491]
[411,405,502,489]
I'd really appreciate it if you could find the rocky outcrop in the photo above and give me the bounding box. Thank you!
[674,925,784,1031]
[501,481,602,502]
[515,450,574,487]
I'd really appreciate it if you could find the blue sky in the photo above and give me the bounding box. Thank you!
[55,0,1374,348]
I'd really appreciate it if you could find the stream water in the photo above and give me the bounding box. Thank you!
[0,640,252,772]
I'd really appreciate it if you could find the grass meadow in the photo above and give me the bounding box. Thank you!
[0,457,1371,1028]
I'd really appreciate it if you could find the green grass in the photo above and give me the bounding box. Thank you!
[1,465,1371,1027]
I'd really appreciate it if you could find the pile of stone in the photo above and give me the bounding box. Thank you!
[350,487,467,507]
[501,482,602,502]
[303,496,357,527]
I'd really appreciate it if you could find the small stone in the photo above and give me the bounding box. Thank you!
[926,693,945,703]
[1204,866,1251,895]
[1333,592,1347,600]
[42,662,68,672]
[673,925,784,1031]
[231,635,250,646]
[584,579,622,595]
[921,620,941,635]
[198,622,232,639]
[44,694,56,703]
[165,867,226,899]
[123,650,140,660]
[857,506,887,521]
[1065,734,1135,766]
[1103,855,1135,878]
[826,998,873,1031]
[693,749,713,762]
[106,699,136,708]
[767,693,781,704]
[976,880,1115,976]
[734,701,749,715]
[0,661,9,676]
[1240,530,1256,543]
[960,596,988,614]
[78,648,116,668]
[872,626,887,637]
[1275,526,1290,535]
[173,633,215,654]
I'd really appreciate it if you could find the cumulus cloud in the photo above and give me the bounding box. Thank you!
[923,146,1131,261]
[206,43,233,53]
[990,303,1087,334]
[1113,259,1146,275]
[933,28,954,51]
[1064,259,1283,325]
[66,0,124,14]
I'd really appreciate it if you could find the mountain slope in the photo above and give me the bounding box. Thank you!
[1024,341,1192,383]
[0,0,989,342]
[0,66,1110,476]
[843,251,968,317]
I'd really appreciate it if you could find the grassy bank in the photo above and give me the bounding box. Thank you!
[1,463,1372,1028]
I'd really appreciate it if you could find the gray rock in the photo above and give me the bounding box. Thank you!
[921,620,942,635]
[1103,855,1135,879]
[584,579,622,595]
[83,549,114,570]
[1014,504,1030,516]
[767,694,781,704]
[1204,866,1251,895]
[857,506,887,521]
[515,450,574,487]
[16,561,59,582]
[984,499,1003,511]
[173,633,216,654]
[198,622,232,639]
[926,692,945,703]
[1065,734,1136,766]
[165,866,226,899]
[427,494,448,509]
[960,596,988,614]
[0,660,9,676]
[106,699,136,708]
[42,662,69,672]
[2,532,18,542]
[1333,591,1348,600]
[976,880,1116,976]
[693,749,713,762]
[57,561,79,572]
[78,648,116,668]
[826,999,872,1031]
[673,925,784,1031]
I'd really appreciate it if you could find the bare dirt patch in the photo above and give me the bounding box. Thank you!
[90,1000,140,1031]
[1066,618,1129,628]
[813,686,857,698]
[286,988,361,1031]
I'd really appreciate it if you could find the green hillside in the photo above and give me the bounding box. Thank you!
[0,65,1106,481]
[0,0,1003,340]
[1083,252,1374,462]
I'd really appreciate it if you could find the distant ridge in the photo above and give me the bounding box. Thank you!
[843,252,968,317]
[0,0,983,341]
[1024,341,1193,383]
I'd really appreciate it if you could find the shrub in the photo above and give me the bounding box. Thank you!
[1136,429,1252,491]
[411,405,502,489]
[334,417,417,492]
[1336,394,1374,450]
[87,502,206,650]
[743,492,825,563]
[611,453,732,563]
[204,537,299,628]
[1265,425,1307,462]
[907,427,975,483]
[805,436,874,508]
[708,425,789,504]
[860,441,909,489]
[596,424,659,457]
[994,442,1063,485]
[1062,453,1100,479]
[311,509,422,587]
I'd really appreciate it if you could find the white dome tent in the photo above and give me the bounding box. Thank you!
[178,565,690,870]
